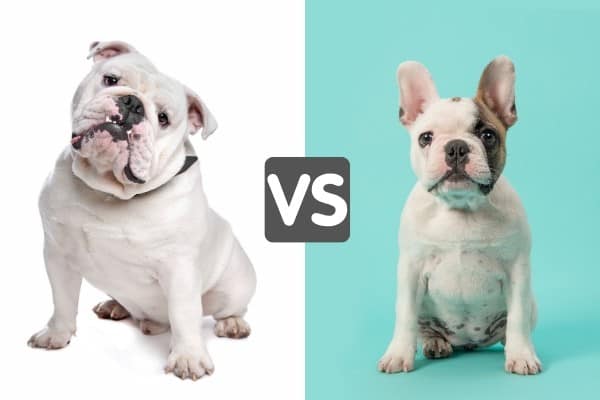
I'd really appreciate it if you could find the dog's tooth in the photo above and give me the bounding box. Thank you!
[105,115,111,123]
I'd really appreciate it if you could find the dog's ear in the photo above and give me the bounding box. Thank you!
[185,88,218,139]
[475,56,517,128]
[87,41,137,62]
[397,61,439,127]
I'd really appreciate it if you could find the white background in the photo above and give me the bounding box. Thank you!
[0,1,304,398]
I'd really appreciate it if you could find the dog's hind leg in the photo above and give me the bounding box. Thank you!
[140,319,169,335]
[422,336,454,359]
[203,239,256,339]
[93,299,130,321]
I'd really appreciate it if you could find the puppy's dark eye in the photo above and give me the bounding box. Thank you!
[102,74,120,86]
[479,129,497,147]
[418,131,433,147]
[158,112,170,127]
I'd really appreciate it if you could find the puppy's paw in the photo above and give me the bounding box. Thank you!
[378,344,416,373]
[165,345,215,380]
[28,327,72,350]
[214,316,251,339]
[505,348,542,375]
[423,337,453,359]
[93,299,130,320]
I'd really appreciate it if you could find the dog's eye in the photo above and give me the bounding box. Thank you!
[418,131,433,147]
[102,74,120,87]
[479,129,497,147]
[158,112,170,128]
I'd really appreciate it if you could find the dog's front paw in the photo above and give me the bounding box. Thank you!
[378,344,416,373]
[165,344,215,380]
[27,327,72,350]
[505,347,542,375]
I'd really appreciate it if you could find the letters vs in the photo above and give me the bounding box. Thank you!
[264,157,350,242]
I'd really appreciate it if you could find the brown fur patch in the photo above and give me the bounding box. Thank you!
[472,98,507,185]
[475,59,517,127]
[451,97,461,102]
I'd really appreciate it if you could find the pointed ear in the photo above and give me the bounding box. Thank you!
[87,41,137,62]
[475,56,517,128]
[397,61,439,127]
[185,88,218,139]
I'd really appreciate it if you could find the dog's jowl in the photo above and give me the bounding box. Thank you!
[378,56,541,375]
[28,41,257,381]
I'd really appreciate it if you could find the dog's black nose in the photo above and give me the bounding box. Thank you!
[445,139,470,167]
[118,95,145,119]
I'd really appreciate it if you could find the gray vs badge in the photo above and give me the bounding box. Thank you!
[265,157,350,242]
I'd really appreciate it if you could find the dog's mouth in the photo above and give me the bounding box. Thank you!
[71,116,146,185]
[71,116,132,149]
[428,169,488,193]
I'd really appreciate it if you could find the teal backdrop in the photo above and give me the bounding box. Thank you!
[306,1,600,399]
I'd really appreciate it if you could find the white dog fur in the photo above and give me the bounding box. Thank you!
[378,56,541,375]
[28,41,256,381]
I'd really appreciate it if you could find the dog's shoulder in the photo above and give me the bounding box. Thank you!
[39,147,83,210]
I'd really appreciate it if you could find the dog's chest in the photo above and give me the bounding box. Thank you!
[53,215,183,302]
[53,205,211,322]
[74,222,174,280]
[42,182,209,320]
[423,247,506,303]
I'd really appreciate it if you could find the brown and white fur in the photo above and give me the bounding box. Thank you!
[378,56,541,375]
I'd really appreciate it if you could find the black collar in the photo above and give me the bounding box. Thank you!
[131,155,197,198]
[176,155,198,176]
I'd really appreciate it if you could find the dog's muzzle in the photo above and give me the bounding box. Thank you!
[71,94,150,184]
[71,95,145,150]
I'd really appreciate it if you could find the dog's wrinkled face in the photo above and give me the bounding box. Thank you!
[70,41,216,198]
[398,56,517,209]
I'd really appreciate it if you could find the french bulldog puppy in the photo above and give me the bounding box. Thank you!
[378,56,541,375]
[28,41,256,380]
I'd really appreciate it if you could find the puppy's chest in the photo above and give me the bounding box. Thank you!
[411,215,522,300]
[422,247,507,303]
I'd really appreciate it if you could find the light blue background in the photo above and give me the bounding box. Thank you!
[306,1,600,399]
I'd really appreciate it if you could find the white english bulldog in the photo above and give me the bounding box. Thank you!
[378,56,542,375]
[28,41,256,381]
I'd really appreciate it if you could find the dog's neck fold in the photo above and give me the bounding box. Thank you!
[431,186,491,211]
[72,140,196,200]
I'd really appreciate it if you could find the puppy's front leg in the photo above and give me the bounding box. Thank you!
[28,241,82,349]
[504,256,541,375]
[378,254,423,373]
[160,263,213,380]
